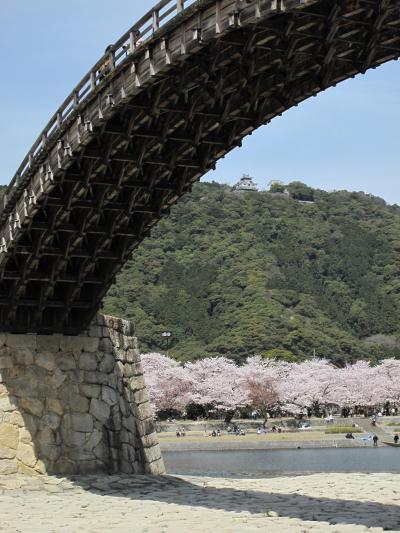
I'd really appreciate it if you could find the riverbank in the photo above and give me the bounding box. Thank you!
[160,436,367,451]
[157,417,398,451]
[0,472,399,532]
[158,430,376,451]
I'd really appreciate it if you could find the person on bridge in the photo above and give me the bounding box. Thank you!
[134,30,143,48]
[373,435,379,447]
[99,45,113,80]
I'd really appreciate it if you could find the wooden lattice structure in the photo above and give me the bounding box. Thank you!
[1,0,400,333]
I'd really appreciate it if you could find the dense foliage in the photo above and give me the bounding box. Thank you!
[104,182,400,364]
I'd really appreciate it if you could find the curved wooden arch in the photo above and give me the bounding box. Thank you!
[1,0,399,333]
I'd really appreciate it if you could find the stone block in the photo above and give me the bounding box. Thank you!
[125,348,139,363]
[106,410,122,431]
[40,413,61,431]
[143,445,162,464]
[114,348,127,363]
[123,362,143,378]
[90,399,110,423]
[16,443,37,468]
[0,384,8,398]
[88,325,103,338]
[135,417,156,437]
[7,370,39,398]
[0,423,19,449]
[19,427,33,444]
[85,429,103,450]
[141,433,159,449]
[9,411,24,427]
[5,334,37,350]
[78,353,98,371]
[79,384,101,399]
[42,370,67,391]
[84,371,110,385]
[55,353,77,371]
[83,336,100,352]
[20,413,39,435]
[0,446,16,459]
[14,349,34,366]
[120,428,133,444]
[0,355,13,369]
[132,388,147,406]
[0,459,18,475]
[0,396,18,412]
[101,386,118,406]
[99,353,115,374]
[71,413,94,433]
[122,415,136,434]
[37,335,62,353]
[19,398,44,417]
[130,375,146,392]
[118,396,129,418]
[148,458,166,475]
[69,395,89,414]
[136,401,155,422]
[53,458,76,475]
[93,442,106,460]
[59,385,89,413]
[35,351,56,372]
[99,337,113,353]
[60,336,84,354]
[61,416,88,448]
[95,314,106,326]
[46,398,64,416]
[39,443,61,462]
[35,460,47,474]
[37,427,56,446]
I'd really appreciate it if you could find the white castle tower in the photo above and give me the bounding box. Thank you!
[232,174,258,192]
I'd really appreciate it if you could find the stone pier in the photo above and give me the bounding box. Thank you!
[0,315,165,476]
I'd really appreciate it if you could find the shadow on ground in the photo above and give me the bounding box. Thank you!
[69,474,400,530]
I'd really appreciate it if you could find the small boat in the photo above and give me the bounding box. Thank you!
[382,441,400,447]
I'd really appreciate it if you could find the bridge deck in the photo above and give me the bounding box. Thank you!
[1,0,400,333]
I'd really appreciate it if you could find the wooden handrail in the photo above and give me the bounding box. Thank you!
[5,0,198,202]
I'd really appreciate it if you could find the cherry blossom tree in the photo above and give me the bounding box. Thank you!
[141,352,400,417]
[332,361,380,408]
[141,352,193,414]
[279,359,337,415]
[185,357,247,415]
[239,356,282,422]
[374,359,400,404]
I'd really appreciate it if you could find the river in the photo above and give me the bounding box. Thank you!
[164,448,400,476]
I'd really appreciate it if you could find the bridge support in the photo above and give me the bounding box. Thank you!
[0,315,164,475]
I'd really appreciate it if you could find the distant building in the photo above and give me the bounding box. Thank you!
[232,174,258,192]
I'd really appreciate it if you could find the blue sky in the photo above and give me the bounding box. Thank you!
[1,1,399,203]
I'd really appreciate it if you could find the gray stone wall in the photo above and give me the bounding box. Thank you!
[0,314,165,476]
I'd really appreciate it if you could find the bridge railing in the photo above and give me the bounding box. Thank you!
[4,0,198,213]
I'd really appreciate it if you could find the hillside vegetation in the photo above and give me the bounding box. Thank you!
[104,182,400,364]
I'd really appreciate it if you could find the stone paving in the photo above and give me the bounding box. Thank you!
[0,472,399,532]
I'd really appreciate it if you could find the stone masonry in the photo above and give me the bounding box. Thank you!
[0,314,165,476]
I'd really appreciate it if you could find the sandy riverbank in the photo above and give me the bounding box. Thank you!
[0,472,399,532]
[158,430,372,451]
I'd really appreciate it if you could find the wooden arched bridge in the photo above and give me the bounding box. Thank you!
[1,0,399,334]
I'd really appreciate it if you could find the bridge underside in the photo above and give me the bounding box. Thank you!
[1,0,400,333]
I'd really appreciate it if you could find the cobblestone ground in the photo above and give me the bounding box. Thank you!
[0,473,399,532]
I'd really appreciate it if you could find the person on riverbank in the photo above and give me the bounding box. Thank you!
[394,434,399,445]
[373,435,379,447]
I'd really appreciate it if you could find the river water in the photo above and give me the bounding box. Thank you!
[164,448,400,477]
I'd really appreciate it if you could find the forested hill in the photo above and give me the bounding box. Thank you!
[104,181,400,364]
